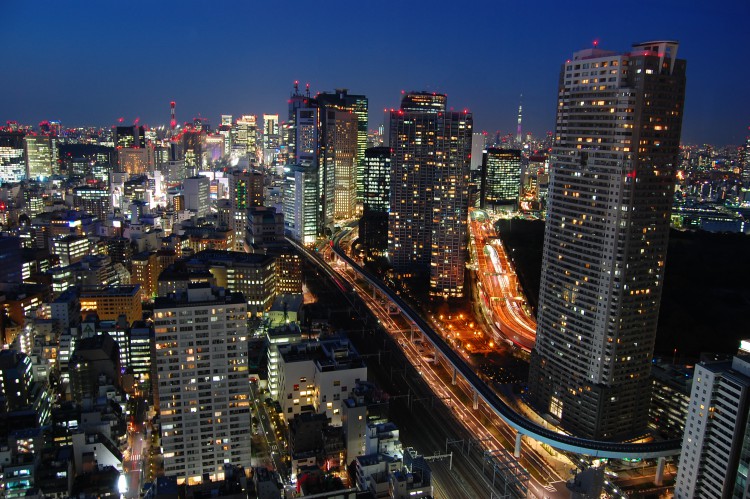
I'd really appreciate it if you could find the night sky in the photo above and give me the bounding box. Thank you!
[3,1,749,145]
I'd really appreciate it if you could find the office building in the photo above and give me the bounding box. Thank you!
[73,186,111,221]
[131,251,158,300]
[283,164,318,245]
[181,127,204,174]
[0,131,26,183]
[24,134,56,180]
[362,147,391,213]
[245,206,284,249]
[388,92,473,298]
[69,333,121,403]
[231,115,258,163]
[480,148,522,208]
[360,147,391,253]
[182,176,210,217]
[80,285,142,324]
[675,348,750,498]
[114,125,146,149]
[317,89,368,205]
[0,350,34,412]
[118,146,154,175]
[322,110,358,221]
[263,114,280,165]
[527,41,687,440]
[275,252,302,295]
[50,235,91,266]
[0,235,23,284]
[229,169,264,251]
[154,285,250,484]
[470,132,486,171]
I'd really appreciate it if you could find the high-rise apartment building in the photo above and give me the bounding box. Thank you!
[154,285,250,484]
[480,148,522,208]
[675,347,750,498]
[388,92,472,298]
[527,41,687,440]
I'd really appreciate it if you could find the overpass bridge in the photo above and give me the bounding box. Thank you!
[288,234,681,460]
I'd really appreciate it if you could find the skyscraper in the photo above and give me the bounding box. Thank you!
[480,148,522,208]
[283,164,318,245]
[229,169,264,250]
[263,114,280,165]
[527,41,686,440]
[388,92,472,298]
[674,346,750,498]
[360,147,391,253]
[322,109,358,221]
[317,89,368,205]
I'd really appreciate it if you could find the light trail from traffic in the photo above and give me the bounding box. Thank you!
[311,232,681,459]
[469,208,537,351]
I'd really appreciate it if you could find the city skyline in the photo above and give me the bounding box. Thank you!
[3,1,749,145]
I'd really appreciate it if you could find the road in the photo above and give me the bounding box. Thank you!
[251,383,289,482]
[327,230,563,498]
[124,398,148,498]
[469,208,536,351]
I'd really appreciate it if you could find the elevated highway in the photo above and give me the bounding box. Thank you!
[299,232,681,460]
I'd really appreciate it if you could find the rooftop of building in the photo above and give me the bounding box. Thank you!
[158,262,214,282]
[190,249,274,265]
[80,284,140,297]
[279,338,364,371]
[356,453,401,467]
[270,294,304,313]
[154,284,245,309]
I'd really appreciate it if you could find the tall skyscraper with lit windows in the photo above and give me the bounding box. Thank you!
[388,92,472,298]
[528,41,687,440]
[317,89,368,205]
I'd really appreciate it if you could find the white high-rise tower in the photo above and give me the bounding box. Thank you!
[528,41,687,440]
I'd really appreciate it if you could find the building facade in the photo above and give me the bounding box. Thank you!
[480,148,522,208]
[154,285,250,484]
[675,351,750,498]
[388,92,472,298]
[527,41,687,440]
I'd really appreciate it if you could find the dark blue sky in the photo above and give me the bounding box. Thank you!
[3,1,749,145]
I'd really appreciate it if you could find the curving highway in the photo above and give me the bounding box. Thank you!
[470,209,536,351]
[317,232,681,460]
